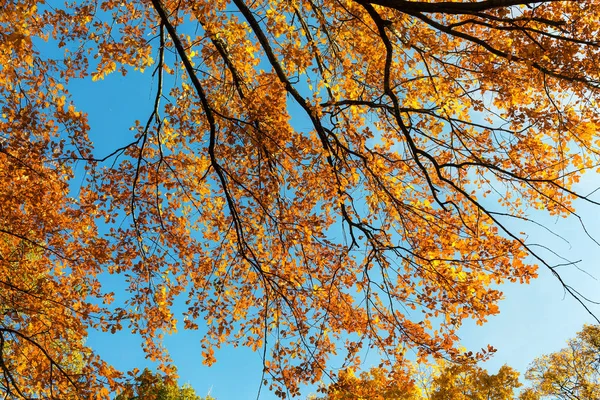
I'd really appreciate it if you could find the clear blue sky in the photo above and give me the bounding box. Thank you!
[61,43,600,400]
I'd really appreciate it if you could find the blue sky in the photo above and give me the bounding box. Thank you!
[67,65,600,400]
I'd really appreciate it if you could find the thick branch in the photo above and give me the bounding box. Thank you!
[361,0,567,14]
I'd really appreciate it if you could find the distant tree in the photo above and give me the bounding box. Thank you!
[524,324,600,400]
[317,325,600,400]
[315,361,521,400]
[316,366,420,400]
[116,369,212,400]
[429,363,521,400]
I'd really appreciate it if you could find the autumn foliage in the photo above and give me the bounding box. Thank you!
[524,324,600,399]
[318,362,523,400]
[318,325,600,400]
[116,369,210,400]
[1,0,600,397]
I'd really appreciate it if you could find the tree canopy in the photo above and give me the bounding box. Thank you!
[316,362,523,400]
[317,324,600,400]
[1,0,600,398]
[524,324,600,400]
[116,369,211,400]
